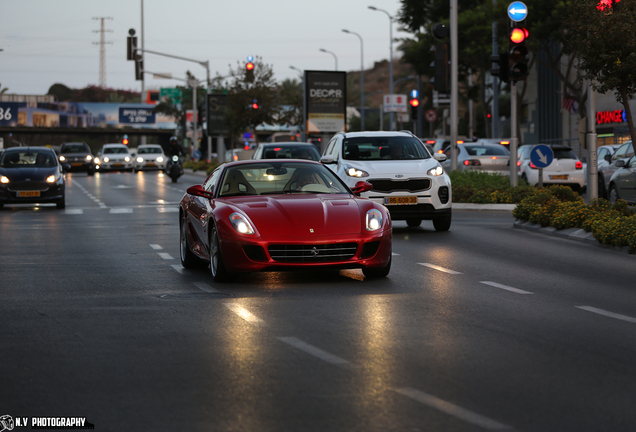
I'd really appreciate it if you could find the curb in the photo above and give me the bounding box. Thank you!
[453,203,516,212]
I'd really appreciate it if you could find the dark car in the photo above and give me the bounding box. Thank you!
[59,142,96,175]
[0,147,68,209]
[251,142,321,161]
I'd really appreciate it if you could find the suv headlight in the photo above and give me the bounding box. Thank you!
[86,155,93,161]
[59,155,66,162]
[427,164,444,176]
[344,164,369,178]
[366,209,383,231]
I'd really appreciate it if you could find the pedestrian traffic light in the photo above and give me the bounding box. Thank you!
[508,21,529,81]
[490,52,509,83]
[409,98,420,120]
[122,134,129,145]
[245,61,255,83]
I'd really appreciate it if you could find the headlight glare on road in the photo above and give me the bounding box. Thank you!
[1,176,9,184]
[229,213,255,234]
[366,209,383,231]
[427,164,444,176]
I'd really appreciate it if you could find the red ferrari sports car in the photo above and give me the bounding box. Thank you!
[179,159,392,282]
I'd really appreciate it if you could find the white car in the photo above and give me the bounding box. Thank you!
[95,144,133,172]
[133,144,167,172]
[518,145,585,192]
[320,131,452,230]
[598,141,633,199]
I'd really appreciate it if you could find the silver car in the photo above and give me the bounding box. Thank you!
[608,155,636,204]
[441,143,510,175]
[598,141,634,199]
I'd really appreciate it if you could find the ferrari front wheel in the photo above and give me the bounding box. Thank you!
[210,223,230,282]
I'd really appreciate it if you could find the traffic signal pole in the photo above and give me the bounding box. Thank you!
[450,0,458,172]
[510,81,518,186]
[586,79,598,202]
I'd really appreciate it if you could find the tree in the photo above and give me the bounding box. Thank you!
[275,78,303,129]
[564,0,636,143]
[1,83,9,95]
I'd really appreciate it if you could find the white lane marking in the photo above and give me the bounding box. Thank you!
[149,244,163,250]
[224,303,265,325]
[575,306,636,324]
[480,281,533,295]
[418,263,463,274]
[64,209,83,215]
[157,253,174,260]
[156,207,179,213]
[193,282,219,293]
[392,252,400,256]
[277,337,350,366]
[109,208,133,214]
[393,388,512,431]
[171,264,185,274]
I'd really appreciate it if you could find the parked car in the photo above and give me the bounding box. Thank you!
[473,138,512,149]
[251,142,321,161]
[598,141,634,199]
[518,145,585,192]
[95,144,133,172]
[320,131,452,230]
[0,146,68,209]
[133,144,167,172]
[607,155,636,204]
[421,137,468,155]
[58,142,95,175]
[441,143,510,175]
[179,159,393,281]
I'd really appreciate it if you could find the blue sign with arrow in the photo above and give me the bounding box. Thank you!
[508,1,528,22]
[530,144,554,168]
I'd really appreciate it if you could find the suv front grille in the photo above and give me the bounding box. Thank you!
[368,178,431,193]
[268,243,358,263]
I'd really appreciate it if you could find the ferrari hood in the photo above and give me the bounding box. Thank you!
[228,195,363,237]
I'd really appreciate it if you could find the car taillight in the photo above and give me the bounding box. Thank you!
[575,161,583,169]
[464,160,481,166]
[517,161,521,167]
[530,162,538,169]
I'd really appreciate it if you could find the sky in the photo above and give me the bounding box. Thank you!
[0,0,412,96]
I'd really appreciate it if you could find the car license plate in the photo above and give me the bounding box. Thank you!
[550,175,568,180]
[384,196,417,205]
[71,162,83,167]
[147,163,156,166]
[113,163,123,167]
[17,191,40,197]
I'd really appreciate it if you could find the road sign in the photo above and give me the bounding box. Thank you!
[118,107,156,124]
[383,94,408,113]
[530,144,554,168]
[160,88,182,104]
[0,102,19,127]
[508,1,528,22]
[425,109,437,122]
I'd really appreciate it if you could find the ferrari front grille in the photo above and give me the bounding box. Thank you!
[368,178,431,193]
[268,243,358,263]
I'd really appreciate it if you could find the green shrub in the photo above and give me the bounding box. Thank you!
[550,201,590,229]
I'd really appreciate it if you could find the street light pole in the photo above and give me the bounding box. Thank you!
[342,29,365,131]
[319,48,338,71]
[368,6,394,131]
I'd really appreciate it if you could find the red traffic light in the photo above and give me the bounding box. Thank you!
[510,28,528,44]
[122,138,129,145]
[252,102,259,109]
[409,98,420,107]
[246,62,255,71]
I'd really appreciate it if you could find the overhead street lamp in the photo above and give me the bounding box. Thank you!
[368,6,394,131]
[319,48,338,71]
[342,29,365,131]
[289,65,303,77]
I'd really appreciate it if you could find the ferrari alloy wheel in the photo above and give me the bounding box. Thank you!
[433,213,452,231]
[609,185,620,204]
[210,223,230,282]
[180,213,206,269]
[362,254,391,278]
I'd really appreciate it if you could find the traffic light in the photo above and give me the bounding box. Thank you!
[508,21,529,81]
[245,61,255,83]
[122,134,129,145]
[409,97,420,120]
[135,52,143,81]
[252,99,259,109]
[434,43,449,93]
[490,52,509,83]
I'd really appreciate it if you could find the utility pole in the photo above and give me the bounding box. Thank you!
[92,17,113,88]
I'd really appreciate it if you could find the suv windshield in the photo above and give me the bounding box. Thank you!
[343,136,431,161]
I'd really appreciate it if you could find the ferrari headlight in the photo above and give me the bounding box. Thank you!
[229,213,255,234]
[344,164,369,178]
[366,209,383,231]
[1,176,9,184]
[46,175,57,183]
[124,156,131,162]
[59,155,66,162]
[136,156,144,163]
[156,156,164,163]
[427,164,444,176]
[103,157,110,163]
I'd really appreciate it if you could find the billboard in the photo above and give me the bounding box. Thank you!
[206,93,229,135]
[304,71,346,134]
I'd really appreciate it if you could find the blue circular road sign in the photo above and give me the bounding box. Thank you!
[508,1,528,22]
[530,144,554,168]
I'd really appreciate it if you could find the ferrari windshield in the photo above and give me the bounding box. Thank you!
[218,162,350,197]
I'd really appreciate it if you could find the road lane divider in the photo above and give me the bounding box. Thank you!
[171,264,185,274]
[277,337,350,366]
[575,306,636,324]
[193,282,219,293]
[149,244,163,250]
[479,281,533,295]
[157,253,174,260]
[392,387,513,431]
[418,263,463,274]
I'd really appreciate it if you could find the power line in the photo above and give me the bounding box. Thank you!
[92,17,113,88]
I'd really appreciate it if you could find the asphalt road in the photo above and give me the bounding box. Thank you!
[1,170,635,432]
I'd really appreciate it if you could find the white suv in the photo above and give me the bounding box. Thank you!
[320,131,452,230]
